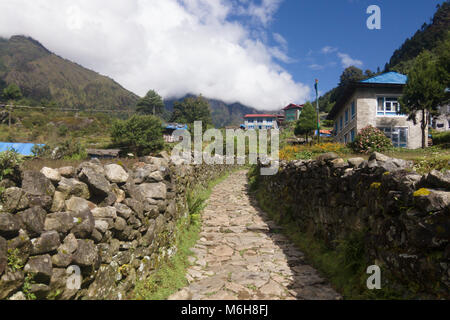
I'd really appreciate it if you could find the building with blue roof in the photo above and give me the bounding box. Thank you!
[327,72,426,149]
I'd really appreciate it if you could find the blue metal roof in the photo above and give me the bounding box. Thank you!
[0,142,44,156]
[360,72,407,85]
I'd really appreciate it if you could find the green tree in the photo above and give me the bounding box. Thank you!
[436,32,450,103]
[136,90,165,116]
[294,102,317,142]
[400,50,446,148]
[111,115,164,156]
[2,84,22,102]
[170,95,212,132]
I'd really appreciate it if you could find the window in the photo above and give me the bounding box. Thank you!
[379,127,408,148]
[351,101,356,119]
[377,97,403,116]
[339,116,343,130]
[334,122,338,134]
[345,109,349,125]
[437,123,444,128]
[350,128,356,142]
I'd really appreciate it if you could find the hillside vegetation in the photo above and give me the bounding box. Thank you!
[0,35,139,110]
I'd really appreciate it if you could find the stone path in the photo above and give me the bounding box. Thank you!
[168,170,341,300]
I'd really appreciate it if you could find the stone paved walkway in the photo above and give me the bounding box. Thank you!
[168,170,341,300]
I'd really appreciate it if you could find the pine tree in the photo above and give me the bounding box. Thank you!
[136,90,164,116]
[294,102,317,143]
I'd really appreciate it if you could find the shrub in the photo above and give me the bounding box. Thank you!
[432,131,450,146]
[0,149,23,181]
[111,115,164,156]
[350,125,393,154]
[31,140,87,160]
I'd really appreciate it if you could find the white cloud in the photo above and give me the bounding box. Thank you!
[0,0,309,110]
[309,64,325,70]
[337,52,363,68]
[273,32,287,50]
[321,46,338,54]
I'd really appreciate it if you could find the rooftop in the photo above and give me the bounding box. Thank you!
[283,104,304,111]
[360,72,407,85]
[244,114,277,118]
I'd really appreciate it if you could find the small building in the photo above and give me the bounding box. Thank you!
[327,72,426,149]
[243,114,279,130]
[283,104,303,122]
[163,123,188,143]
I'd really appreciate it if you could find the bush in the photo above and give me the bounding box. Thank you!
[31,140,87,160]
[350,125,393,154]
[111,115,164,156]
[432,131,450,146]
[0,149,23,182]
[279,142,349,161]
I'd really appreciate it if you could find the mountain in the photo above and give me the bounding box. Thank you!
[0,35,139,110]
[164,95,262,127]
[386,2,450,73]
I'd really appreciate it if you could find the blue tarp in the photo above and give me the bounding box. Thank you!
[360,72,407,85]
[164,124,188,130]
[0,142,45,156]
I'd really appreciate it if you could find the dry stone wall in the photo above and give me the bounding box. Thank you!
[254,152,450,298]
[0,152,236,300]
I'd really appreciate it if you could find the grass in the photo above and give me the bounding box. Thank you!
[133,168,237,300]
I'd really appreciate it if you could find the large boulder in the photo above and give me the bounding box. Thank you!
[0,213,22,238]
[78,166,112,198]
[65,196,93,214]
[31,231,61,255]
[131,183,167,201]
[0,270,24,299]
[104,164,129,184]
[57,166,75,178]
[50,191,66,213]
[69,209,95,239]
[17,206,47,237]
[57,178,90,199]
[72,239,100,267]
[24,254,53,283]
[21,171,55,197]
[40,167,62,184]
[44,212,76,234]
[0,187,29,213]
[425,170,450,189]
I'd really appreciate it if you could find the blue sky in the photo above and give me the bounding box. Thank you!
[0,0,446,110]
[268,0,446,97]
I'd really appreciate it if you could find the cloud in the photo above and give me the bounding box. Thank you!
[337,52,363,68]
[0,0,309,110]
[273,32,287,50]
[309,64,325,71]
[321,46,338,54]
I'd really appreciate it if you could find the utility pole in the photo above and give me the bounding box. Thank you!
[8,104,12,128]
[315,79,320,144]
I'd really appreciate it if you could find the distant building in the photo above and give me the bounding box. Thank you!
[243,114,279,130]
[327,72,426,149]
[163,123,188,143]
[431,105,450,132]
[283,104,303,122]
